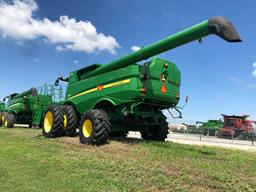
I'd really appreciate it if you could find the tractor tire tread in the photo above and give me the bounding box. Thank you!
[42,105,65,138]
[79,109,111,146]
[63,105,78,137]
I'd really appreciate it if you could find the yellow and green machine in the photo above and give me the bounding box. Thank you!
[42,16,241,145]
[196,120,224,136]
[0,102,5,126]
[3,84,63,128]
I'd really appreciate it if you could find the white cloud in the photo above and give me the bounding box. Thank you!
[230,77,243,83]
[55,45,65,52]
[131,46,141,52]
[0,0,119,54]
[253,62,256,78]
[73,60,79,64]
[249,84,256,88]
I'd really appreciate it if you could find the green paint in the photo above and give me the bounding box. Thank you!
[0,102,5,112]
[5,84,63,127]
[60,17,241,132]
[197,120,224,136]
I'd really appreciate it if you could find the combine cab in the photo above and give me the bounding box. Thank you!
[217,114,256,139]
[3,84,63,128]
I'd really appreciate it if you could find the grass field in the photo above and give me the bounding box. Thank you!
[0,128,256,192]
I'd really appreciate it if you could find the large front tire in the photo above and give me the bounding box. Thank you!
[79,109,111,145]
[42,105,65,138]
[5,114,15,128]
[62,105,78,137]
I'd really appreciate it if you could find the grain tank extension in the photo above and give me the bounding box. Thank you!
[43,16,241,145]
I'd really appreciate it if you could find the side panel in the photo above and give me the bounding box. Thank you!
[7,98,26,114]
[66,58,181,115]
[0,103,5,111]
[138,57,180,105]
[66,65,141,115]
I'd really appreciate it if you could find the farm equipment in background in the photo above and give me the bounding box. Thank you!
[42,16,241,145]
[217,114,256,139]
[0,102,5,126]
[3,84,63,128]
[196,120,223,136]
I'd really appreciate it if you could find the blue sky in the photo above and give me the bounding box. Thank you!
[0,0,255,123]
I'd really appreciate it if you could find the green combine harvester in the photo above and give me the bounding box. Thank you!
[3,84,63,128]
[42,16,241,145]
[0,102,5,126]
[196,120,223,136]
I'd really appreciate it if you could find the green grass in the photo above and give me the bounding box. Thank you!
[0,128,256,192]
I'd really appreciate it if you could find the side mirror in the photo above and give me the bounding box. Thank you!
[185,96,189,103]
[31,88,38,96]
[55,79,59,86]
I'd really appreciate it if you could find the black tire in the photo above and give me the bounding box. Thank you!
[79,109,111,145]
[216,131,222,138]
[141,129,155,140]
[42,105,65,138]
[140,119,169,142]
[5,114,15,128]
[62,105,78,137]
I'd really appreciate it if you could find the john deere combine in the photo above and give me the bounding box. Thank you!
[4,84,63,128]
[196,120,223,136]
[42,16,241,145]
[0,102,5,126]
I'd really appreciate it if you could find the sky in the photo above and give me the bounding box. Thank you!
[0,0,255,124]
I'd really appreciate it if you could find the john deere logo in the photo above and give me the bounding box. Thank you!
[160,73,167,82]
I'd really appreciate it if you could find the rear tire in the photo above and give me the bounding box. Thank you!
[42,105,65,138]
[141,119,169,141]
[79,109,111,145]
[141,129,155,140]
[62,105,78,137]
[5,114,15,128]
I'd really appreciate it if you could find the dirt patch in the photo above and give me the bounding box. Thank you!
[59,136,149,162]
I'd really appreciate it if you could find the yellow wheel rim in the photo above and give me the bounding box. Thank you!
[82,119,93,138]
[5,119,8,127]
[63,114,67,129]
[44,111,53,133]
